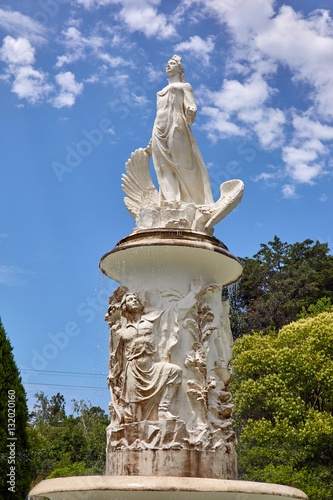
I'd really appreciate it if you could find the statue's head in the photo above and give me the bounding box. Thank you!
[166,54,185,83]
[120,293,145,317]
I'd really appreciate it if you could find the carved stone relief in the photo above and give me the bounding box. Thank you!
[105,281,236,454]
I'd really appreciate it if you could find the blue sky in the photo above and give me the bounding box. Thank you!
[0,0,332,415]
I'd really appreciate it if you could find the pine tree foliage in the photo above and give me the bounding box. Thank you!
[0,317,31,499]
[231,305,333,499]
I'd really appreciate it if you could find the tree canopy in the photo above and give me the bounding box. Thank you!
[228,236,333,339]
[231,304,333,499]
[0,317,32,499]
[29,393,109,486]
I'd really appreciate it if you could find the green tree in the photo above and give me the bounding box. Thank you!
[29,393,109,484]
[0,317,32,499]
[71,400,109,472]
[231,306,333,499]
[228,237,333,338]
[30,392,66,427]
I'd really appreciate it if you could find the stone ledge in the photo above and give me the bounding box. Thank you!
[29,476,309,500]
[99,229,243,286]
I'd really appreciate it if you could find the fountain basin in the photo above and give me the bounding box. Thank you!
[99,229,243,287]
[29,476,308,500]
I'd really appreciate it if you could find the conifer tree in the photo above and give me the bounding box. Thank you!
[0,317,32,499]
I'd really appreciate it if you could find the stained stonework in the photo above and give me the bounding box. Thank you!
[106,448,237,479]
[104,276,237,478]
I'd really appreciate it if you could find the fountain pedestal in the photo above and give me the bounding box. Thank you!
[99,229,242,480]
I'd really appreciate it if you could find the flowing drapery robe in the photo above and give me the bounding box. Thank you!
[152,82,214,205]
[111,315,181,420]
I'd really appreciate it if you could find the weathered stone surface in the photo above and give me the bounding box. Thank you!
[106,448,238,479]
[107,420,188,451]
[103,259,239,478]
[104,278,236,444]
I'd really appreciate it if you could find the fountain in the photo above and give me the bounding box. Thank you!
[29,55,308,500]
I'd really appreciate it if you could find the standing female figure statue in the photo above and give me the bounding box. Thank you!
[121,55,244,232]
[148,54,214,206]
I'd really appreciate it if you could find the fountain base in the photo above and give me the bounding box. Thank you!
[29,475,308,500]
[106,448,237,479]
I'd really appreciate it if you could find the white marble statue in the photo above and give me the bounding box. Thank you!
[148,54,214,206]
[122,55,244,234]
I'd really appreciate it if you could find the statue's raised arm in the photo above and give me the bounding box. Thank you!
[121,55,244,235]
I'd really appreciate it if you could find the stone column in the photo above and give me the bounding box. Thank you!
[100,228,243,479]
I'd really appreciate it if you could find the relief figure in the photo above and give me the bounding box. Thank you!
[108,293,182,424]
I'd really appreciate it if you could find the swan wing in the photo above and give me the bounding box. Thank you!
[121,148,159,218]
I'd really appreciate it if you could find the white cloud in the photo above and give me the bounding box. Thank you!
[55,26,104,68]
[118,4,176,39]
[0,265,27,286]
[53,72,83,108]
[0,36,35,65]
[251,108,285,150]
[319,194,328,202]
[193,0,275,43]
[254,7,333,118]
[288,163,324,184]
[283,146,319,166]
[183,1,333,190]
[75,0,117,7]
[98,53,132,68]
[282,184,297,199]
[253,165,285,186]
[83,64,109,83]
[73,0,176,39]
[174,36,215,65]
[200,73,284,149]
[213,74,271,113]
[198,1,333,120]
[55,25,133,73]
[76,0,97,7]
[0,8,47,45]
[108,71,130,87]
[0,36,53,104]
[281,129,332,184]
[254,172,276,182]
[201,106,245,140]
[293,115,333,141]
[282,145,324,184]
[0,33,86,108]
[146,64,164,84]
[12,65,53,103]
